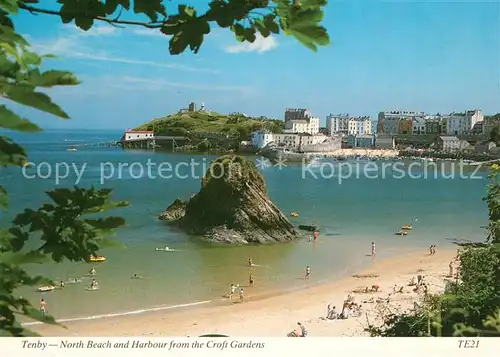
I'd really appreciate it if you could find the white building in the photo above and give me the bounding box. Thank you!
[349,116,372,135]
[378,110,423,134]
[284,118,320,134]
[251,130,325,149]
[251,131,274,149]
[446,110,483,135]
[123,130,155,141]
[284,108,320,134]
[326,114,372,135]
[326,114,350,135]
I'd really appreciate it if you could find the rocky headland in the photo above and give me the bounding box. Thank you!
[158,155,298,244]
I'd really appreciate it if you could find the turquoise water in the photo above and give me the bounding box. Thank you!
[0,130,489,321]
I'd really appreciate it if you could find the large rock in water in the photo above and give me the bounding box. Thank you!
[158,155,298,244]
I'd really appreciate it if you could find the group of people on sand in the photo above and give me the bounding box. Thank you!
[228,284,245,302]
[429,245,437,255]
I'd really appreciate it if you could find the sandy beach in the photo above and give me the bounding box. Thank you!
[311,149,400,158]
[30,248,457,337]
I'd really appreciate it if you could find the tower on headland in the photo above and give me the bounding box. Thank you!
[188,101,196,112]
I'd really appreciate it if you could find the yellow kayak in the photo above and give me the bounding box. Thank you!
[401,225,412,230]
[89,255,106,262]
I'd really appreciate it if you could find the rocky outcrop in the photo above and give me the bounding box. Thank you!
[158,155,298,244]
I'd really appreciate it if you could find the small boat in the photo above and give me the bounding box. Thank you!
[290,212,299,217]
[401,224,412,230]
[89,255,106,262]
[67,147,77,152]
[298,224,318,232]
[37,285,55,292]
[395,230,408,236]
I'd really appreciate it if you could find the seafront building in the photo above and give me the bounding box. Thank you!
[326,114,372,136]
[445,110,484,135]
[251,130,326,149]
[284,108,320,134]
[434,136,471,151]
[377,111,424,134]
[377,109,483,136]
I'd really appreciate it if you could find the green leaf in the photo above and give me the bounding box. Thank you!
[23,307,61,327]
[0,105,42,132]
[4,86,70,118]
[0,251,49,265]
[253,18,271,37]
[22,51,42,66]
[83,201,129,214]
[0,0,19,14]
[263,15,280,34]
[0,136,28,167]
[133,0,166,22]
[0,185,7,210]
[33,70,80,87]
[75,16,94,31]
[84,216,126,230]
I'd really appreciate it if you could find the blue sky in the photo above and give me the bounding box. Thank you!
[8,0,500,129]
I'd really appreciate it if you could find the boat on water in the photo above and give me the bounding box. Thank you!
[298,224,318,232]
[37,285,55,292]
[395,230,408,236]
[89,255,106,262]
[290,212,299,217]
[401,224,412,230]
[67,147,77,152]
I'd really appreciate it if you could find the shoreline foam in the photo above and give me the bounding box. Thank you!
[30,248,456,337]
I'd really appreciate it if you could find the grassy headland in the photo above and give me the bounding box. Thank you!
[134,111,283,152]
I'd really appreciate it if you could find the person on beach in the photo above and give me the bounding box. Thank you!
[448,261,454,277]
[89,267,96,276]
[297,322,307,337]
[429,245,433,255]
[371,242,376,257]
[313,231,319,241]
[239,288,244,302]
[304,265,311,279]
[248,258,253,267]
[228,284,236,299]
[40,298,46,316]
[249,273,254,287]
[60,280,65,289]
[90,278,98,290]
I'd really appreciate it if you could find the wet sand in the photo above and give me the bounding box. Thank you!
[30,249,456,337]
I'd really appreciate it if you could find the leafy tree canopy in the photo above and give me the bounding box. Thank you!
[0,0,330,336]
[12,0,330,53]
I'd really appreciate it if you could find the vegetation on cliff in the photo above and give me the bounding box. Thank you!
[159,155,298,244]
[135,112,284,141]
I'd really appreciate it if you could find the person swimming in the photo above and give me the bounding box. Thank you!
[89,267,96,275]
[132,273,142,279]
[248,258,253,266]
[90,278,98,290]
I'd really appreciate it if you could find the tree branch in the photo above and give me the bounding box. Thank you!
[18,4,165,28]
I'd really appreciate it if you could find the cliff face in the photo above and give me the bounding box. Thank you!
[158,155,297,244]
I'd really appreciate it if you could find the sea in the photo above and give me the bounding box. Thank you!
[0,129,489,323]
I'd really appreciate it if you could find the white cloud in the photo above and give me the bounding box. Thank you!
[30,27,219,74]
[225,34,278,54]
[47,75,253,97]
[119,76,253,93]
[132,28,165,37]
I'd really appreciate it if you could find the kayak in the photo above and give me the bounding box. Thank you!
[89,256,106,262]
[37,286,55,292]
